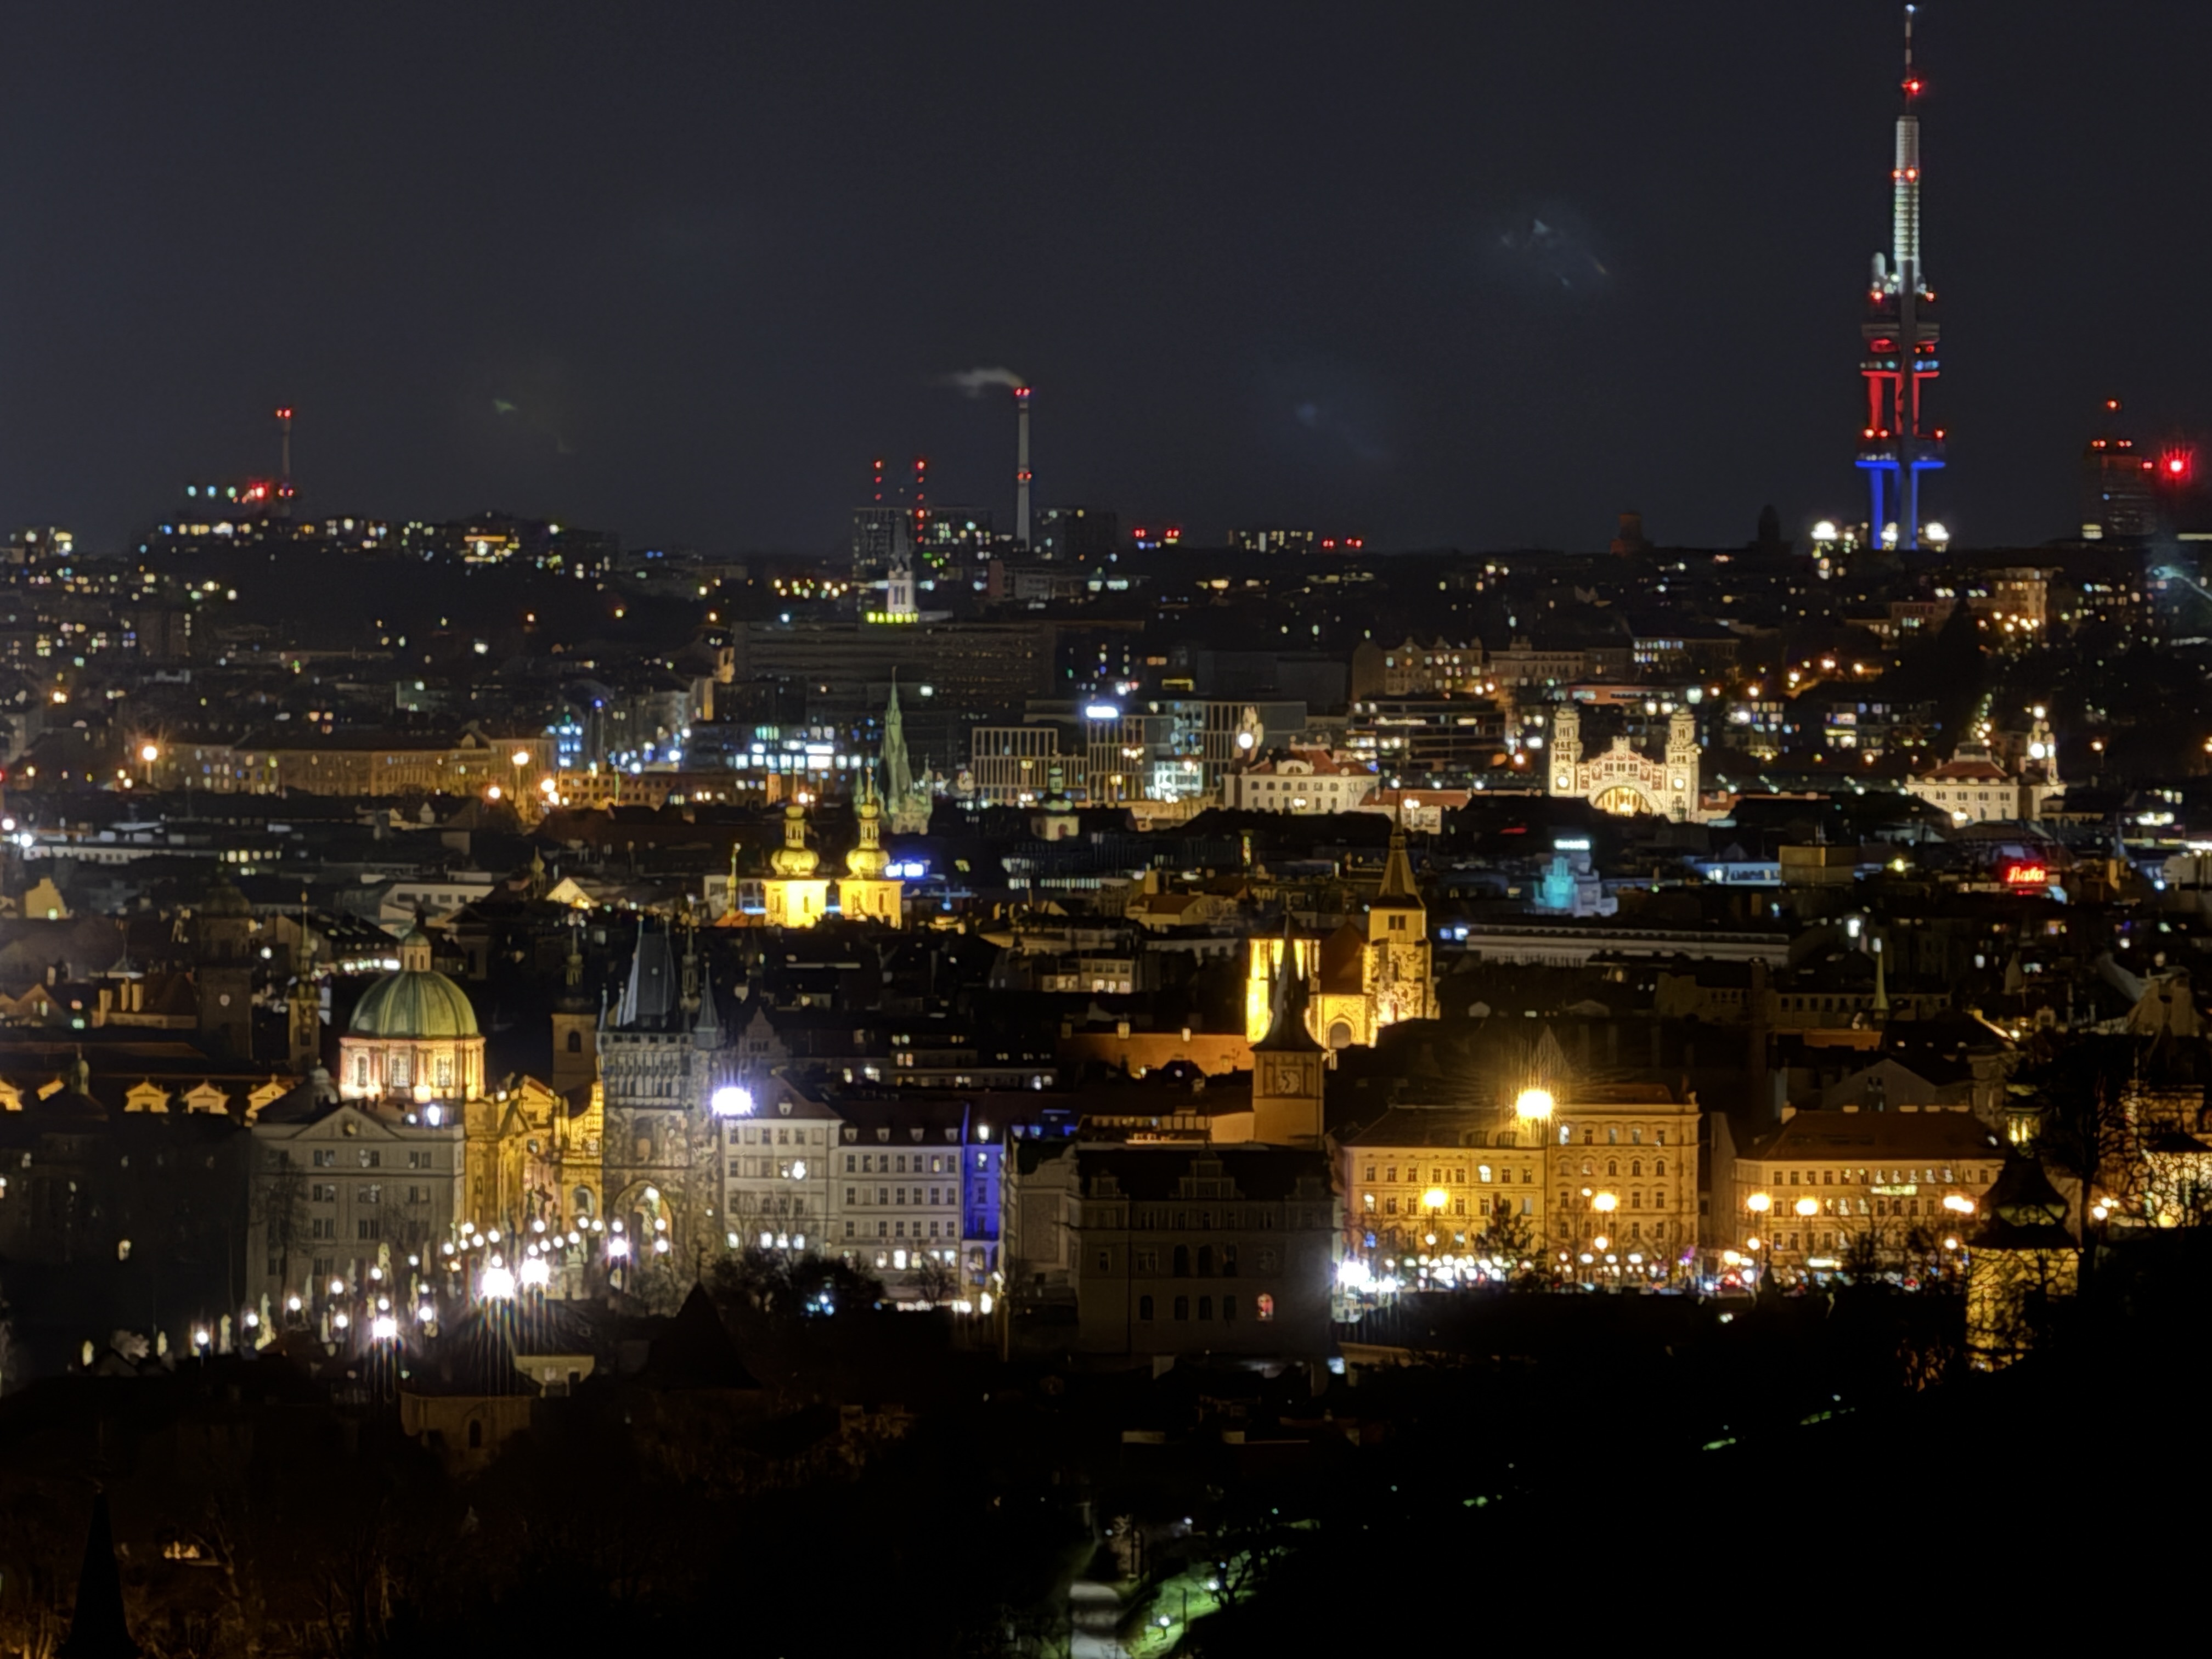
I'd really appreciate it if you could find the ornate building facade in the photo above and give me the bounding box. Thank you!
[1547,704,1703,821]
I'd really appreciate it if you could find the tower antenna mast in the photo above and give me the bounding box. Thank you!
[1855,4,1944,552]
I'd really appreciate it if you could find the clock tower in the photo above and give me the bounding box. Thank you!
[1251,926,1326,1148]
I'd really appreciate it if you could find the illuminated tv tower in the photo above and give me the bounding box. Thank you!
[1856,5,1944,551]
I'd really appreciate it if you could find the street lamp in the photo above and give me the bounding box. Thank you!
[1419,1186,1451,1260]
[1514,1087,1555,1123]
[1741,1191,1772,1289]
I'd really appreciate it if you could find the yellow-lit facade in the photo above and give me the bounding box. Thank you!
[1545,1086,1701,1278]
[1730,1108,2003,1273]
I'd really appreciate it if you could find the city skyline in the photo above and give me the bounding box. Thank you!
[4,1,2208,555]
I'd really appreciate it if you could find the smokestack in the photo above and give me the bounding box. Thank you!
[1014,385,1032,548]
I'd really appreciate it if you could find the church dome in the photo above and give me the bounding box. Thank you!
[769,803,820,877]
[348,926,480,1039]
[846,793,890,879]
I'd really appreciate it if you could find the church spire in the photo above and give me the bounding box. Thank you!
[1373,812,1421,910]
[883,673,915,805]
[1254,921,1321,1053]
[58,1491,139,1659]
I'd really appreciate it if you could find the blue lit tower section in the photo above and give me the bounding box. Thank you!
[1857,6,1944,551]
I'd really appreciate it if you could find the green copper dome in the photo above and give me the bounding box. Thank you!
[348,969,480,1039]
[348,927,479,1039]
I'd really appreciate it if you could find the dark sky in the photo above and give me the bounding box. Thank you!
[3,1,2205,556]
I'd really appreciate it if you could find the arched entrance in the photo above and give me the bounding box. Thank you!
[1593,783,1658,816]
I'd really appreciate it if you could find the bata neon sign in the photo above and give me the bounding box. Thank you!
[2002,863,2050,886]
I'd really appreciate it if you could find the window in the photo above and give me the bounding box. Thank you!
[1197,1244,1214,1276]
[352,1056,369,1090]
[1364,1164,1376,1182]
[356,1219,379,1240]
[1138,1295,1154,1321]
[566,1030,583,1053]
[1172,1244,1189,1276]
[1097,1250,1110,1272]
[311,1183,335,1202]
[1221,1244,1237,1277]
[358,1150,380,1169]
[312,1150,335,1167]
[1198,1295,1213,1320]
[408,1151,431,1170]
[1630,1159,1642,1177]
[1606,1160,1618,1177]
[1223,1294,1238,1322]
[1173,1296,1189,1322]
[390,1052,411,1088]
[845,1154,856,1172]
[360,1184,381,1205]
[311,1218,334,1239]
[1256,1293,1274,1322]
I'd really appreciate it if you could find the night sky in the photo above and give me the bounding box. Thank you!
[3,1,2204,556]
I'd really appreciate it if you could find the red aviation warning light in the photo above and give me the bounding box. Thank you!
[2162,446,2194,483]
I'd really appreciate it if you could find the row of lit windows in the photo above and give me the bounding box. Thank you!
[845,1186,958,1207]
[1362,1164,1531,1185]
[1566,1158,1670,1178]
[1765,1165,1972,1187]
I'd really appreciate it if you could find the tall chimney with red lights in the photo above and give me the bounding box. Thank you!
[274,405,295,520]
[1014,384,1032,548]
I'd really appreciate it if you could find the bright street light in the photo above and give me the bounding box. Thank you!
[1514,1087,1555,1121]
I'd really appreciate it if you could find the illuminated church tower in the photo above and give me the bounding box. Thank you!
[838,771,905,927]
[1365,817,1435,1030]
[763,802,830,929]
[1250,927,1326,1148]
